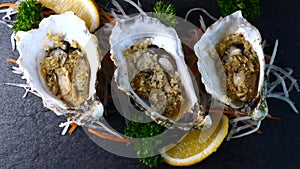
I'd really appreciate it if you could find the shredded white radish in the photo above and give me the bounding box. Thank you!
[266,39,279,76]
[266,65,299,113]
[123,0,146,15]
[5,82,38,98]
[112,0,130,19]
[268,68,293,93]
[227,119,261,140]
[137,0,142,8]
[184,8,218,21]
[199,15,206,31]
[110,9,120,20]
[0,20,12,28]
[262,39,267,49]
[266,65,299,91]
[271,71,290,97]
[267,93,298,113]
[59,121,71,135]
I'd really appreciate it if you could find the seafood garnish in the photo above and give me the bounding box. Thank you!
[15,12,103,126]
[194,11,268,121]
[109,0,211,130]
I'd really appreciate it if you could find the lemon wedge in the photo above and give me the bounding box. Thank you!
[161,115,228,166]
[39,0,100,32]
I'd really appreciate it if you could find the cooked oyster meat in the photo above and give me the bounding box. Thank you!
[124,43,183,119]
[41,31,89,106]
[216,34,260,106]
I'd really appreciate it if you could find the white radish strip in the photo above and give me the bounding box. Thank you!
[262,39,267,49]
[112,0,130,19]
[123,0,146,15]
[230,121,261,140]
[59,121,71,135]
[230,116,252,124]
[137,0,142,8]
[199,15,206,31]
[185,8,217,21]
[110,9,120,20]
[267,93,299,113]
[268,68,293,93]
[0,20,12,28]
[270,71,289,98]
[266,64,299,92]
[266,39,279,76]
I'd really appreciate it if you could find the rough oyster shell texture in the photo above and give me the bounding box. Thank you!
[194,11,268,121]
[15,12,103,124]
[109,13,211,130]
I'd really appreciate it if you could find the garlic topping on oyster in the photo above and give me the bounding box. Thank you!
[40,30,90,107]
[16,12,103,124]
[194,11,268,121]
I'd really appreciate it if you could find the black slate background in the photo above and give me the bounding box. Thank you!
[1,0,300,169]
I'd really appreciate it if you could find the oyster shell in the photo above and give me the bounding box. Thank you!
[194,11,268,121]
[15,12,103,124]
[109,13,211,130]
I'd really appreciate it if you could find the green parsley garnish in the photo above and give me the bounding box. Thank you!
[12,0,44,33]
[217,0,261,21]
[124,120,164,168]
[151,1,178,27]
[153,1,176,15]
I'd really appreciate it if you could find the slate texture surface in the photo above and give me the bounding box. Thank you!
[0,0,299,169]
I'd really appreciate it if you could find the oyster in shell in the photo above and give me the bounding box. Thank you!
[15,12,103,124]
[194,11,268,121]
[109,13,211,130]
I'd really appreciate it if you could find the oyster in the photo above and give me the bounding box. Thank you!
[15,12,103,124]
[109,13,211,130]
[194,11,268,121]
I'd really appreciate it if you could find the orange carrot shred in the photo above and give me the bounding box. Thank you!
[106,109,118,113]
[206,109,238,115]
[0,3,19,9]
[88,128,131,143]
[68,122,78,135]
[42,10,55,16]
[7,58,17,64]
[192,67,198,73]
[264,43,271,48]
[265,115,281,120]
[265,58,271,64]
[99,8,115,24]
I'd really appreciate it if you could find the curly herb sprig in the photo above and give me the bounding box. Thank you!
[153,1,176,15]
[12,0,44,33]
[124,121,164,168]
[217,0,261,21]
[151,1,178,27]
